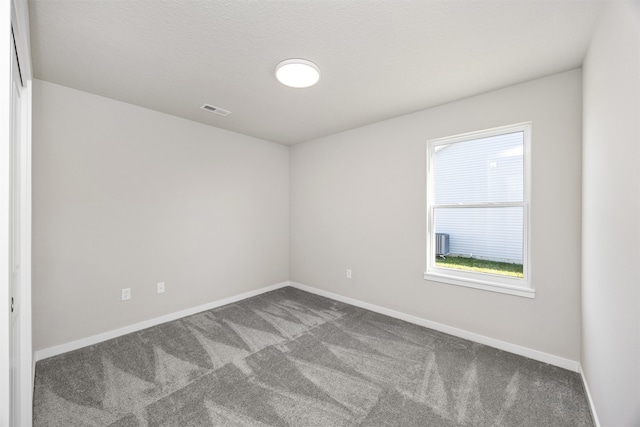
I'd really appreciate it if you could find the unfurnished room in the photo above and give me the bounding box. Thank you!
[1,0,639,426]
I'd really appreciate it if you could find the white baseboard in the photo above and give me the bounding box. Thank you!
[34,281,290,362]
[36,280,581,375]
[579,364,601,427]
[288,281,581,372]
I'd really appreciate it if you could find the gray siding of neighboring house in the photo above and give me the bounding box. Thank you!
[434,132,524,264]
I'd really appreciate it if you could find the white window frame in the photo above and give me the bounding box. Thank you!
[424,123,534,298]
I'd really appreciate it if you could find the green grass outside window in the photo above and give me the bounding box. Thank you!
[435,256,523,278]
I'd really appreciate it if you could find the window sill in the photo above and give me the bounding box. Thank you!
[423,271,535,298]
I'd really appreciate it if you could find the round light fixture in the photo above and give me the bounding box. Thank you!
[275,59,321,88]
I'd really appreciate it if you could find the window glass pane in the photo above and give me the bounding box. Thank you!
[434,207,523,277]
[434,132,523,204]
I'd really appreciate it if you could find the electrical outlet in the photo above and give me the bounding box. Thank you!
[346,269,352,279]
[121,288,131,301]
[157,282,165,294]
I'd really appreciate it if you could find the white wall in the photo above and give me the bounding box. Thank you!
[291,70,583,361]
[32,80,290,351]
[582,1,640,425]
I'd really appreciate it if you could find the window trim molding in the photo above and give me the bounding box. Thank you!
[424,122,534,298]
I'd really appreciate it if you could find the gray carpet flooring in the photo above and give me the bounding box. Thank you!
[33,287,594,426]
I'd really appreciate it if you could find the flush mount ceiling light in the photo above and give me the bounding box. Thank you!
[275,59,321,88]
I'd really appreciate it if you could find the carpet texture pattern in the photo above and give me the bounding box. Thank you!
[33,287,593,426]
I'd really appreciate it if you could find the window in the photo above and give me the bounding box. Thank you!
[425,123,533,298]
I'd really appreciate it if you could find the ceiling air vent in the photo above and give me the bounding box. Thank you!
[200,104,231,117]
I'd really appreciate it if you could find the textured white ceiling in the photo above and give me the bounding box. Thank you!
[29,0,604,145]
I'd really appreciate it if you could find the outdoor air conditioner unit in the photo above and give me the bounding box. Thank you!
[435,233,450,256]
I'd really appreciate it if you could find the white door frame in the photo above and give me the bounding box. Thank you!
[2,0,32,425]
[1,0,13,422]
